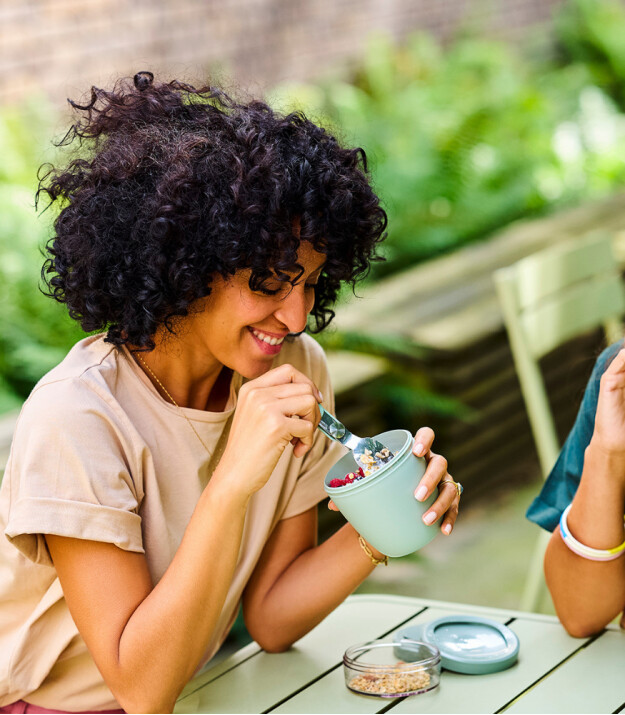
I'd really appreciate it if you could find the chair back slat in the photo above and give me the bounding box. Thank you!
[510,232,619,310]
[494,268,561,475]
[493,231,625,612]
[521,273,625,359]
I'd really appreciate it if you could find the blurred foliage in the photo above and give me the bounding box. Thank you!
[554,0,625,111]
[3,0,625,412]
[313,329,474,425]
[269,10,625,278]
[313,328,429,362]
[0,100,84,411]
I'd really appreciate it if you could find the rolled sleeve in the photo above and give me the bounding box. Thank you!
[3,379,145,566]
[526,341,623,532]
[6,497,144,564]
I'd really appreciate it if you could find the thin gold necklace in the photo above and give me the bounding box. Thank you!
[136,353,213,456]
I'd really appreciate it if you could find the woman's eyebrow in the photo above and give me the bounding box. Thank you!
[284,262,325,284]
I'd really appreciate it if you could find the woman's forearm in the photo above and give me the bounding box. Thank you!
[114,476,250,712]
[544,531,625,636]
[244,522,378,652]
[544,442,625,637]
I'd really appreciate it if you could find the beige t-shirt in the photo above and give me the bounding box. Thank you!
[0,332,344,711]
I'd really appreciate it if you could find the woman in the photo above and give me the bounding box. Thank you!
[527,341,625,636]
[0,73,462,714]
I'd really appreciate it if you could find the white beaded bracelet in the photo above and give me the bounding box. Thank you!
[559,504,625,562]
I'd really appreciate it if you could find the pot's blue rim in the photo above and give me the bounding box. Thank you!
[324,428,413,493]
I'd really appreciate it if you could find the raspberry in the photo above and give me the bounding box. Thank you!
[329,478,345,488]
[357,467,365,478]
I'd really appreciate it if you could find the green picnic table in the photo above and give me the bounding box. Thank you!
[174,594,624,714]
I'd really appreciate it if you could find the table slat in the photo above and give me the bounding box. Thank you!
[271,604,509,714]
[175,596,620,715]
[174,596,423,714]
[389,616,590,714]
[503,629,625,714]
[175,641,262,712]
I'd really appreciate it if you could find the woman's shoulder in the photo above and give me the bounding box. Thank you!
[8,336,143,480]
[36,333,117,384]
[18,335,125,427]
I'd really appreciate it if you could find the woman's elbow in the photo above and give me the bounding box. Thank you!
[114,688,178,715]
[550,599,611,638]
[107,672,179,714]
[258,638,293,654]
[558,613,606,639]
[114,693,176,714]
[245,616,295,653]
[560,619,596,639]
[249,626,295,653]
[546,582,618,637]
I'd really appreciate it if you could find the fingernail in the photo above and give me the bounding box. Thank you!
[443,524,452,535]
[415,486,427,501]
[423,511,436,525]
[317,391,324,403]
[413,442,424,456]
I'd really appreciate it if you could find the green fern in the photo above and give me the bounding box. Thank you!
[313,329,428,362]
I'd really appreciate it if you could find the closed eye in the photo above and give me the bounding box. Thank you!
[256,281,318,297]
[255,285,282,296]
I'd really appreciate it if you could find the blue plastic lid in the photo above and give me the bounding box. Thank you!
[393,615,519,675]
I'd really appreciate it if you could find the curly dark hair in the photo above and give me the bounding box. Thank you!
[37,71,387,349]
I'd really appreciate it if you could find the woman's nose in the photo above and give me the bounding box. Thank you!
[274,285,313,334]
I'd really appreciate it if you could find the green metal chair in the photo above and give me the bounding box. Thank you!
[494,232,625,612]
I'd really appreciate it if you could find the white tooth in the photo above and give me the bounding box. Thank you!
[251,329,284,345]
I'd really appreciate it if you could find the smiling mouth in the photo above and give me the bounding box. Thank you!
[250,328,286,346]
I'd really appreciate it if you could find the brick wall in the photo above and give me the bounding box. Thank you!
[0,0,564,107]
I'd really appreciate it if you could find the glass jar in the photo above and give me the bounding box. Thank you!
[343,639,441,698]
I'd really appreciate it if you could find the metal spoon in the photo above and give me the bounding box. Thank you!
[318,406,393,470]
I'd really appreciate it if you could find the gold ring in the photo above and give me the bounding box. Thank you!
[440,478,463,498]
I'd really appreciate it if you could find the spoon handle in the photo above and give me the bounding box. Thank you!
[318,405,347,442]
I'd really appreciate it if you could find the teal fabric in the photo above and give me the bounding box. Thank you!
[526,340,624,533]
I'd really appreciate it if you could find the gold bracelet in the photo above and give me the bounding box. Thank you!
[358,535,388,566]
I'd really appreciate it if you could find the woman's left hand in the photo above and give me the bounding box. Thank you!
[328,427,461,536]
[411,427,461,536]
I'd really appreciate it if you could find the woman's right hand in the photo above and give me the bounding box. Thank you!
[592,348,625,462]
[216,363,322,497]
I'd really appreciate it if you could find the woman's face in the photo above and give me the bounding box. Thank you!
[195,242,326,378]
